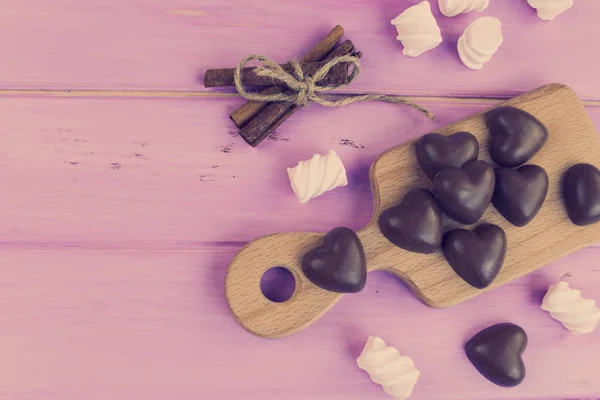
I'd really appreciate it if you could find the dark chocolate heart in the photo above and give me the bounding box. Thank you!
[563,163,600,226]
[433,160,495,224]
[465,323,527,387]
[486,106,548,167]
[443,224,506,289]
[302,227,366,293]
[416,131,479,180]
[378,189,443,254]
[492,165,549,227]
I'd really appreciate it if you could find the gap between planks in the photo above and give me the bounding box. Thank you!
[0,248,241,254]
[3,242,600,254]
[0,241,248,253]
[1,88,599,107]
[0,249,238,254]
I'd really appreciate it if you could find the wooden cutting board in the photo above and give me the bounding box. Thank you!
[225,83,600,338]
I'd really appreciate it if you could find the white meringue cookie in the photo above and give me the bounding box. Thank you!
[527,0,573,21]
[438,0,489,17]
[541,281,600,334]
[391,1,443,57]
[357,336,420,399]
[457,16,503,70]
[287,150,347,204]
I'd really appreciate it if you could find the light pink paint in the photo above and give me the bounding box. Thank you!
[1,98,599,247]
[0,251,599,400]
[0,96,599,399]
[0,0,599,399]
[0,1,598,99]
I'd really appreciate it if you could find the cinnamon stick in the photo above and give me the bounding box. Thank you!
[204,61,349,88]
[229,25,345,129]
[239,40,359,147]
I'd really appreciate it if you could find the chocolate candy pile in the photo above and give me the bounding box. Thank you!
[379,105,600,289]
[300,105,600,295]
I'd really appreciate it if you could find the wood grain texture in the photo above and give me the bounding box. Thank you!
[2,0,600,395]
[0,96,498,248]
[1,95,599,246]
[1,0,600,99]
[1,95,599,399]
[226,84,600,338]
[2,250,600,400]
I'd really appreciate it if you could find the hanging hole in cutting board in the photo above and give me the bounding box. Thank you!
[260,266,296,302]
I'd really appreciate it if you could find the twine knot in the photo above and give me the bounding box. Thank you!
[288,61,318,107]
[233,54,434,119]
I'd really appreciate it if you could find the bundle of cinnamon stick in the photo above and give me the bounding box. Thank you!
[204,25,356,147]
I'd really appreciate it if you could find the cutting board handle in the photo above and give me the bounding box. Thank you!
[225,231,346,338]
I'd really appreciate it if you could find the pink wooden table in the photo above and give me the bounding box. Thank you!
[1,1,599,399]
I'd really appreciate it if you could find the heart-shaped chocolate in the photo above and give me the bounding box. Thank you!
[465,323,527,387]
[433,160,495,224]
[563,163,600,226]
[416,131,479,180]
[302,227,366,293]
[378,189,443,254]
[492,165,549,226]
[443,224,506,289]
[486,106,548,167]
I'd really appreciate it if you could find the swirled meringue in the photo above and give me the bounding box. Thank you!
[438,0,489,17]
[287,150,347,204]
[541,281,600,334]
[457,16,503,70]
[527,0,573,21]
[357,336,420,399]
[391,1,443,57]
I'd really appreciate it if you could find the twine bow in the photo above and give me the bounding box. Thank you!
[233,54,434,119]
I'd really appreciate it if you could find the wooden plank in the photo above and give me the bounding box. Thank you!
[2,93,599,397]
[0,250,599,400]
[1,95,599,248]
[1,0,599,99]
